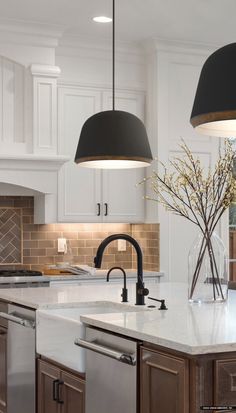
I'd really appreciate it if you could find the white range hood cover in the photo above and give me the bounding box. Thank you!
[0,154,70,223]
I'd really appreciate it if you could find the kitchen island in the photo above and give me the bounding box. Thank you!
[0,282,236,413]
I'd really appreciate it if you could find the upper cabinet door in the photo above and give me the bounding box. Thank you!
[102,91,145,223]
[58,87,102,222]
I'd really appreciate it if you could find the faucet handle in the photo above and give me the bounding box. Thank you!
[121,288,128,303]
[138,287,149,296]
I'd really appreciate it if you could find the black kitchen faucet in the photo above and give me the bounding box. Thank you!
[94,234,149,305]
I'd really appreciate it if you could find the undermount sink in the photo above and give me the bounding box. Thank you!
[36,301,144,373]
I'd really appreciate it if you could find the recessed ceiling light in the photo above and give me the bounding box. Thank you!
[93,16,112,23]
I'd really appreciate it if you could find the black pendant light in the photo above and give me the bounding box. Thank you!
[74,0,153,169]
[190,43,236,137]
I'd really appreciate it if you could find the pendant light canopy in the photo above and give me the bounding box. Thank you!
[190,43,236,137]
[74,0,153,169]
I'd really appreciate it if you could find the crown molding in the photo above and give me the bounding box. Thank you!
[56,33,146,64]
[143,37,218,57]
[0,18,65,48]
[57,79,146,93]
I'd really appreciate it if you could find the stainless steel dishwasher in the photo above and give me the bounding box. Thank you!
[75,326,139,413]
[0,304,36,413]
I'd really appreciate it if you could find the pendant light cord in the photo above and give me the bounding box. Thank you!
[112,0,115,110]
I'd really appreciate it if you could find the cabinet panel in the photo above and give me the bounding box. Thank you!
[58,86,146,223]
[0,57,24,147]
[155,51,223,282]
[0,327,7,413]
[140,347,189,413]
[37,359,85,413]
[37,359,61,413]
[61,371,85,413]
[102,91,145,223]
[58,87,102,222]
[215,358,236,407]
[102,168,144,222]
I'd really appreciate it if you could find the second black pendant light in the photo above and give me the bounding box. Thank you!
[191,43,236,137]
[74,0,153,169]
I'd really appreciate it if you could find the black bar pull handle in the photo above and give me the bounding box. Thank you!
[104,203,108,216]
[53,379,59,402]
[97,203,101,216]
[57,380,64,404]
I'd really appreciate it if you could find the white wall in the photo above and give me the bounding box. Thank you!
[56,37,146,91]
[145,41,228,282]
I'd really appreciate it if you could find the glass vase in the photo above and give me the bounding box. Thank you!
[188,231,228,303]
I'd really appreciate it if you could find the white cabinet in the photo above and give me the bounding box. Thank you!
[58,87,102,222]
[102,90,145,223]
[58,86,145,223]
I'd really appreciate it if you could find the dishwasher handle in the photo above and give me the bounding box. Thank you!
[74,338,136,366]
[0,312,35,329]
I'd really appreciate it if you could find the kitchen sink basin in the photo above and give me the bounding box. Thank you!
[36,301,144,373]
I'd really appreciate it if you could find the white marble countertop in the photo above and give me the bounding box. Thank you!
[0,270,163,284]
[81,283,236,355]
[1,281,236,355]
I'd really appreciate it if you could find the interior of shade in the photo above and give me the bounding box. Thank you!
[78,159,151,169]
[196,119,236,137]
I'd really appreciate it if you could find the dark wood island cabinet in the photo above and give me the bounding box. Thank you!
[140,345,189,413]
[140,344,236,413]
[37,359,85,413]
[37,340,236,413]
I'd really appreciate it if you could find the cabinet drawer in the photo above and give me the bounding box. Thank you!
[215,359,236,406]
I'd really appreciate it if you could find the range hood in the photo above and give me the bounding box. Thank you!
[0,154,69,223]
[0,56,70,224]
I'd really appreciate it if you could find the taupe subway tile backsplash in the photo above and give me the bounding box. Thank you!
[0,197,160,272]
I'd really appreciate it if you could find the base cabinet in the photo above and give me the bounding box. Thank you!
[61,371,85,413]
[140,345,236,413]
[37,359,85,413]
[140,346,189,413]
[37,360,60,413]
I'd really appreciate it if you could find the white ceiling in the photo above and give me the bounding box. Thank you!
[1,0,236,46]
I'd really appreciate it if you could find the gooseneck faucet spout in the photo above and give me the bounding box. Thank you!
[94,234,149,305]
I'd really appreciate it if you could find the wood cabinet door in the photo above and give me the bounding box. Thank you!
[61,371,85,413]
[37,359,61,413]
[140,347,189,413]
[0,327,7,413]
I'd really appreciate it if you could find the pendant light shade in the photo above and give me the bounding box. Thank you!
[74,0,153,169]
[190,43,236,137]
[74,110,153,168]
